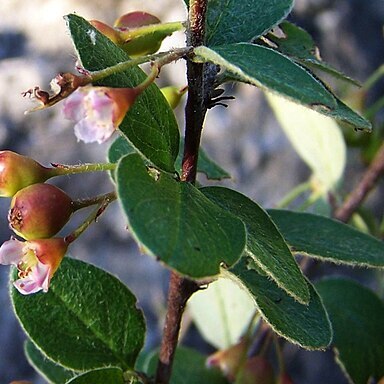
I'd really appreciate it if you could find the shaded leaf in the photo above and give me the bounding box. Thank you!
[116,154,246,278]
[66,14,179,172]
[195,44,336,109]
[260,21,360,86]
[66,367,125,384]
[195,44,371,131]
[266,92,346,192]
[205,0,293,46]
[316,278,384,384]
[188,277,256,349]
[11,258,146,371]
[24,340,77,384]
[268,210,384,268]
[141,347,228,384]
[202,186,309,304]
[229,257,332,349]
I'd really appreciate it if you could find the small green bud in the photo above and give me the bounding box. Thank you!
[0,151,52,197]
[8,183,74,240]
[160,85,187,109]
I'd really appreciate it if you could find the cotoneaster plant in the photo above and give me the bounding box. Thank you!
[1,1,384,384]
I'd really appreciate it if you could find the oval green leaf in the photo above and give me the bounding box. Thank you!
[116,154,246,278]
[66,14,180,172]
[205,0,294,46]
[11,258,146,371]
[268,210,384,268]
[201,186,310,304]
[195,44,336,109]
[66,367,125,384]
[316,278,384,384]
[25,340,77,384]
[229,257,332,349]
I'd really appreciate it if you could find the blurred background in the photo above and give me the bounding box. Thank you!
[1,0,383,383]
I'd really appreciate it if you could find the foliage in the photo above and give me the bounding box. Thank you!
[1,1,383,384]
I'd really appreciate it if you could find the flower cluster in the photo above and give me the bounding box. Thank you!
[0,151,73,294]
[0,151,115,295]
[3,11,184,294]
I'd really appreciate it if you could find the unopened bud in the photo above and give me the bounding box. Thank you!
[277,372,294,384]
[9,183,73,240]
[90,20,120,44]
[0,151,52,197]
[207,339,249,381]
[114,12,163,56]
[160,85,187,109]
[236,356,275,384]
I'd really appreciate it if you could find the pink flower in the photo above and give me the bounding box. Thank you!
[63,86,139,144]
[0,238,67,295]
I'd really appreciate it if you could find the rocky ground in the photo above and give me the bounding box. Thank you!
[0,0,383,383]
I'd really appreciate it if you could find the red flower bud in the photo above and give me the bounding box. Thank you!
[9,183,73,240]
[207,339,249,381]
[0,151,52,197]
[236,356,275,384]
[277,372,294,384]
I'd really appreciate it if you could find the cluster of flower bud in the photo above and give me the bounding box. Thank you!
[0,151,72,295]
[206,338,294,384]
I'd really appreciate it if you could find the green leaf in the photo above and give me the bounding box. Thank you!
[24,340,77,384]
[202,186,310,304]
[229,257,332,349]
[268,210,384,268]
[188,277,256,349]
[259,21,360,86]
[324,97,371,132]
[66,367,125,384]
[66,14,180,172]
[176,140,230,180]
[108,136,137,164]
[316,278,384,384]
[266,92,346,192]
[11,258,146,371]
[116,154,246,278]
[142,347,228,384]
[205,0,293,46]
[195,44,336,109]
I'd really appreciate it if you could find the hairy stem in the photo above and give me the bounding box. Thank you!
[155,1,208,383]
[335,141,384,223]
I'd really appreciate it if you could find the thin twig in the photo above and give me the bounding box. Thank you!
[334,141,384,223]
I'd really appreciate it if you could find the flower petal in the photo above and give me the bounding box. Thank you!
[74,118,115,144]
[63,89,87,121]
[0,238,24,265]
[13,261,50,295]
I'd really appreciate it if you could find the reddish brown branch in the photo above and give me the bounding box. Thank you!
[335,141,384,223]
[155,1,208,383]
[155,274,199,384]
